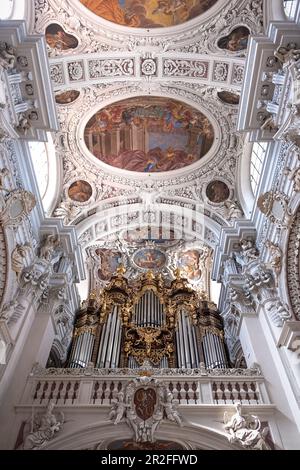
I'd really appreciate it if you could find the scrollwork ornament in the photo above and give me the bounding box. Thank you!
[257,191,294,228]
[0,189,36,228]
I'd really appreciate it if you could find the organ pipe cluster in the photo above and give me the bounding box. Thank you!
[67,267,229,370]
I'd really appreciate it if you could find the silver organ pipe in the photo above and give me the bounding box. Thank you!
[182,310,191,368]
[151,291,153,326]
[188,315,196,367]
[69,331,95,368]
[111,313,121,368]
[142,294,145,325]
[177,310,186,368]
[134,291,164,327]
[192,325,200,366]
[160,357,168,368]
[105,306,117,367]
[146,291,149,325]
[152,291,155,326]
[128,357,139,368]
[175,308,201,368]
[98,309,112,367]
[96,306,122,368]
[202,331,228,369]
[138,296,142,325]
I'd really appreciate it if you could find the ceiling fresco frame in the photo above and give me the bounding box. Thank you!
[77,0,224,34]
[34,0,263,57]
[78,92,221,178]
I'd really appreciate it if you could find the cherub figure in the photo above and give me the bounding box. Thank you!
[163,392,183,426]
[109,391,128,425]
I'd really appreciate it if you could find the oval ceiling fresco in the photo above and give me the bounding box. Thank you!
[84,97,214,173]
[80,0,218,28]
[133,248,166,270]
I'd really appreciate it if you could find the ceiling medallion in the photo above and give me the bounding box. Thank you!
[206,180,230,203]
[68,180,93,202]
[133,248,167,270]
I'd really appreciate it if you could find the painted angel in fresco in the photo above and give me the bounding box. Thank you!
[45,25,78,51]
[81,0,140,27]
[218,27,250,52]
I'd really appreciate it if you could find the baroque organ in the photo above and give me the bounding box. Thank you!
[68,267,229,370]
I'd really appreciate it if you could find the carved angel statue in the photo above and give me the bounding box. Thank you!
[224,403,271,450]
[265,241,282,278]
[274,44,300,64]
[39,235,60,262]
[16,113,31,134]
[22,190,36,214]
[163,392,183,427]
[11,243,32,277]
[239,238,259,264]
[0,42,16,70]
[224,200,244,221]
[21,401,64,450]
[109,391,128,425]
[0,168,9,191]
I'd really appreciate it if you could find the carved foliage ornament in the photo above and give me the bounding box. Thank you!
[125,326,174,366]
[287,207,300,319]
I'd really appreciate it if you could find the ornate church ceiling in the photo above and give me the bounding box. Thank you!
[32,0,264,294]
[79,0,219,28]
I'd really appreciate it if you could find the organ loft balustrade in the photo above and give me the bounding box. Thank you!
[19,365,271,408]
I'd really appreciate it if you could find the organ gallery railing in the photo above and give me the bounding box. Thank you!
[20,365,270,406]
